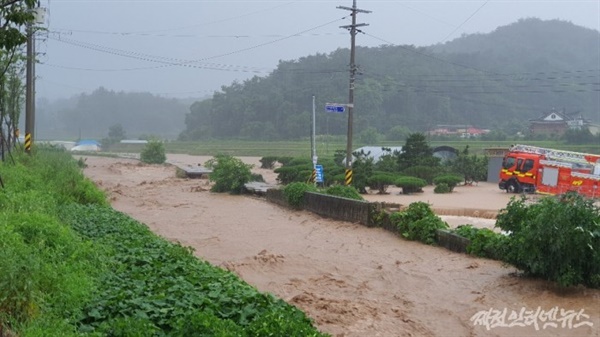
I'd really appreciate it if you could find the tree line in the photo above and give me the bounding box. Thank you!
[179,18,600,142]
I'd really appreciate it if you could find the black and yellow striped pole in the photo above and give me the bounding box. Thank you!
[24,133,32,153]
[345,168,353,186]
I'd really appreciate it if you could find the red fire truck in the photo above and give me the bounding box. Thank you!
[498,144,600,198]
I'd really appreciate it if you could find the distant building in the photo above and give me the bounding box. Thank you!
[346,146,403,165]
[426,125,490,138]
[529,109,594,136]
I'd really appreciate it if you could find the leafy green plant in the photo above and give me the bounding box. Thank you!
[283,182,318,208]
[433,183,450,194]
[274,162,313,185]
[172,311,245,337]
[453,225,507,259]
[350,150,375,193]
[260,156,278,169]
[449,146,488,184]
[395,176,426,194]
[367,173,398,194]
[433,174,463,192]
[205,154,253,194]
[60,204,328,335]
[325,184,363,201]
[389,202,448,244]
[496,193,600,288]
[140,139,167,164]
[401,165,442,184]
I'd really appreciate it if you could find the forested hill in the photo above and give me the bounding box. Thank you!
[180,18,600,141]
[37,88,188,140]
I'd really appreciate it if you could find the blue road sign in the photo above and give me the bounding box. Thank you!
[325,104,345,113]
[315,164,324,183]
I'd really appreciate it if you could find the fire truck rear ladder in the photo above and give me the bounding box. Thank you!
[510,144,600,166]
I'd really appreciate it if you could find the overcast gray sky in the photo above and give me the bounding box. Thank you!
[35,0,600,101]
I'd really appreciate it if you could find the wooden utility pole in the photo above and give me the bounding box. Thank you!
[25,20,33,153]
[338,0,370,185]
[25,4,44,154]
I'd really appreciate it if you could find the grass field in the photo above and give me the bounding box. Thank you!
[105,138,600,159]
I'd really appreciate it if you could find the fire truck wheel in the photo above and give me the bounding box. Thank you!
[506,180,521,193]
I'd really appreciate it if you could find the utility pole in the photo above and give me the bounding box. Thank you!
[25,4,44,154]
[25,20,33,153]
[338,0,370,185]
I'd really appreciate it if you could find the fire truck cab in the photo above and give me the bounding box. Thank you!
[498,144,600,198]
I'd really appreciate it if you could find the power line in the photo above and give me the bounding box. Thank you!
[50,1,298,35]
[46,16,348,72]
[436,1,489,45]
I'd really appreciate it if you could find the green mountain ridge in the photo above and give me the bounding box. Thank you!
[180,18,599,141]
[38,18,600,141]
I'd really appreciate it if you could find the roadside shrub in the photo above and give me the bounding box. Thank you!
[260,156,278,169]
[453,225,508,259]
[250,173,265,182]
[283,182,318,208]
[433,174,463,192]
[389,202,448,244]
[433,183,450,194]
[401,165,442,184]
[496,194,600,288]
[367,173,398,194]
[140,139,166,164]
[325,185,363,201]
[395,176,426,194]
[274,163,312,184]
[205,154,253,194]
[276,156,294,166]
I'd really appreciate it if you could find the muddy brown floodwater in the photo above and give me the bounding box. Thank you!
[82,154,600,337]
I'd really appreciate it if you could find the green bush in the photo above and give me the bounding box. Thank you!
[283,182,318,208]
[250,173,265,182]
[276,156,294,166]
[496,194,600,288]
[433,174,463,192]
[367,173,398,194]
[205,154,253,194]
[389,202,448,244]
[325,185,363,201]
[140,139,166,164]
[260,156,278,169]
[401,165,442,184]
[395,176,427,194]
[433,183,450,194]
[453,225,508,259]
[274,164,312,184]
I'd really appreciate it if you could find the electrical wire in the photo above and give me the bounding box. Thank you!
[45,16,348,72]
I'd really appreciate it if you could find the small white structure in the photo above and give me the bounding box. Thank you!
[343,146,403,165]
[71,140,101,152]
[120,140,148,144]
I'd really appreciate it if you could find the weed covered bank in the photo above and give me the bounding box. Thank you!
[0,148,326,336]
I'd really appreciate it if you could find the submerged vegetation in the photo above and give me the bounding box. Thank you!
[0,147,327,336]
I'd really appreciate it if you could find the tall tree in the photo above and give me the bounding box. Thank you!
[397,133,438,171]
